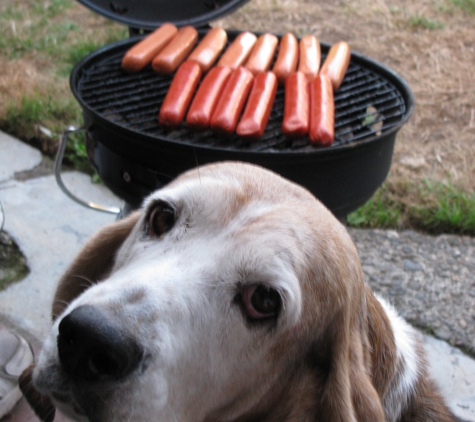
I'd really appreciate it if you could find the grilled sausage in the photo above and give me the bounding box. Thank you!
[187,27,228,73]
[282,71,309,138]
[272,32,298,84]
[244,33,278,75]
[298,35,321,82]
[236,71,277,139]
[186,66,232,131]
[217,32,257,69]
[121,23,178,73]
[319,41,351,90]
[210,67,254,135]
[309,74,334,146]
[152,26,198,74]
[158,60,202,128]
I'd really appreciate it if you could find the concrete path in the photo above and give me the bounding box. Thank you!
[0,130,474,421]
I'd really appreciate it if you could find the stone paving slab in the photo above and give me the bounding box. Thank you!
[0,138,119,337]
[0,131,42,182]
[425,335,475,421]
[349,228,475,355]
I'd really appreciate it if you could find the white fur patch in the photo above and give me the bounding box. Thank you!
[377,295,421,422]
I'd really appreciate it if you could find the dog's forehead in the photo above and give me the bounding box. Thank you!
[148,163,317,222]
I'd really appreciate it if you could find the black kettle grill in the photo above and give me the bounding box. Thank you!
[54,0,414,221]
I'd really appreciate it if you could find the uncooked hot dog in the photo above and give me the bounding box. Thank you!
[236,71,277,139]
[282,71,309,138]
[298,35,321,82]
[319,41,351,90]
[187,27,228,73]
[245,33,278,75]
[272,33,298,84]
[158,60,202,128]
[217,32,257,69]
[152,26,198,74]
[210,67,254,135]
[309,74,334,146]
[186,66,232,131]
[122,23,178,73]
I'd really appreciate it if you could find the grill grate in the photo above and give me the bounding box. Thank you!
[76,43,407,152]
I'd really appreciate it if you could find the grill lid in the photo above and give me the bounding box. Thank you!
[76,0,250,31]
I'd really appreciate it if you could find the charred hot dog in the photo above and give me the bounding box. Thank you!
[186,66,232,131]
[236,71,277,139]
[309,74,334,146]
[210,67,254,135]
[282,71,309,138]
[158,60,202,128]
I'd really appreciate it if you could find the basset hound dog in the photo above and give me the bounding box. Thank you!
[20,162,457,422]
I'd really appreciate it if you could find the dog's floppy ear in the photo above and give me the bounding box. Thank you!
[306,237,386,422]
[52,210,140,320]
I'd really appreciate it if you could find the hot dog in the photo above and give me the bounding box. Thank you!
[309,74,334,146]
[244,33,278,75]
[152,26,198,74]
[210,67,254,135]
[186,66,232,131]
[121,23,178,73]
[187,27,228,73]
[319,41,351,90]
[272,33,298,84]
[217,32,257,69]
[158,60,202,128]
[298,35,321,82]
[236,71,277,139]
[282,71,309,138]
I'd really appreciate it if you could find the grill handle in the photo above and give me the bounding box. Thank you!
[55,126,121,215]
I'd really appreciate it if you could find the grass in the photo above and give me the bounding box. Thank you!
[1,94,94,173]
[409,14,445,29]
[451,0,475,13]
[348,180,475,236]
[0,0,126,172]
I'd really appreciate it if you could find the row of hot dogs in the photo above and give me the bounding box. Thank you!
[121,24,351,144]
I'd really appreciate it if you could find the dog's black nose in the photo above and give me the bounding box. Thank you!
[57,305,143,381]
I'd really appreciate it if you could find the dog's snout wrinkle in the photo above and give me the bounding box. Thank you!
[57,305,143,382]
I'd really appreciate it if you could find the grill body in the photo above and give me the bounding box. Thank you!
[73,31,414,220]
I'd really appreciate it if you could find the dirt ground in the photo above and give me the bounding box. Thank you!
[1,0,474,195]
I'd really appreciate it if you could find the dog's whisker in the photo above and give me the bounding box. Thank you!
[192,146,201,185]
[72,274,96,287]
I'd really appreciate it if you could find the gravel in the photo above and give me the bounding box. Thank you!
[348,228,475,356]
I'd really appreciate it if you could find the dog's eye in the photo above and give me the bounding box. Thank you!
[242,285,281,320]
[147,202,175,237]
